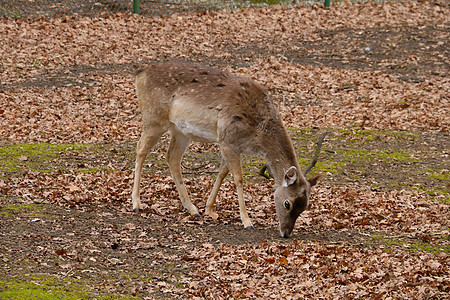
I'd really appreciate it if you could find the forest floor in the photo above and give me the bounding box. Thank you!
[0,0,449,298]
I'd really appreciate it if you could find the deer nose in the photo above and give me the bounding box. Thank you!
[280,229,292,238]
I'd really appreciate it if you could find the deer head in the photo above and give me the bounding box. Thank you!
[274,167,323,238]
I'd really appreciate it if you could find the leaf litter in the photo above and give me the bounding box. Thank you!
[0,0,449,298]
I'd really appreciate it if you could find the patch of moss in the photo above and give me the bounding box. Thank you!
[340,148,415,163]
[0,143,88,173]
[0,275,139,300]
[314,160,347,174]
[372,149,413,161]
[425,168,449,182]
[0,203,44,218]
[0,209,13,217]
[238,129,418,179]
[119,273,139,280]
[371,235,450,255]
[288,128,449,198]
[77,167,104,174]
[248,0,286,5]
[0,143,126,176]
[286,126,318,138]
[410,186,450,205]
[335,128,419,143]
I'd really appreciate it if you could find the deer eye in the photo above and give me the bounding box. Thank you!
[284,200,291,210]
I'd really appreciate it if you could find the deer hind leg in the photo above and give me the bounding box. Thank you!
[221,146,254,229]
[167,129,199,216]
[205,161,229,219]
[132,128,165,212]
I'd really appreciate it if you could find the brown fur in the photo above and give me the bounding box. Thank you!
[131,61,320,237]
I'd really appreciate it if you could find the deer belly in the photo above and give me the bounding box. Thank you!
[169,101,219,143]
[170,119,218,142]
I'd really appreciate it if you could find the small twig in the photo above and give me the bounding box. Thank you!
[95,280,106,287]
[182,171,218,175]
[303,132,329,176]
[62,267,74,279]
[181,162,209,171]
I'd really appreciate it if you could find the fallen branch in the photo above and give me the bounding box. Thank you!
[303,132,328,176]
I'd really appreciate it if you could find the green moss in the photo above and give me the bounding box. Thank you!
[0,143,83,159]
[0,203,45,219]
[314,160,347,174]
[77,167,103,173]
[0,143,121,176]
[0,203,40,214]
[240,129,418,179]
[119,273,139,280]
[0,275,139,300]
[0,143,87,173]
[340,148,414,163]
[0,210,13,217]
[425,168,449,182]
[371,235,450,255]
[0,129,445,202]
[411,186,450,205]
[286,126,317,137]
[335,128,419,143]
[372,150,413,161]
[411,242,450,254]
[287,128,449,198]
[248,0,285,5]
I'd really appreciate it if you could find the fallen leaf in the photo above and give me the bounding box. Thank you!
[55,248,67,256]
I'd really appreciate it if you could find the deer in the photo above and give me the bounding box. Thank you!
[131,61,322,238]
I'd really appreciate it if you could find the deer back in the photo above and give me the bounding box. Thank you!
[136,62,281,154]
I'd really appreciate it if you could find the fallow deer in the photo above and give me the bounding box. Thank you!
[131,61,322,238]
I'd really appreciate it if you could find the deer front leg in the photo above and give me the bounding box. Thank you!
[221,147,254,229]
[235,173,254,229]
[167,131,199,216]
[205,161,229,219]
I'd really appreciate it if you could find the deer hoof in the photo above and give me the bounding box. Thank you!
[245,225,255,230]
[207,211,219,220]
[133,208,140,213]
[194,212,201,217]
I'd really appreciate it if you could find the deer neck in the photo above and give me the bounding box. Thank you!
[262,128,304,188]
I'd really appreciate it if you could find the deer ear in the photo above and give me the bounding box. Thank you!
[308,174,324,187]
[283,166,298,187]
